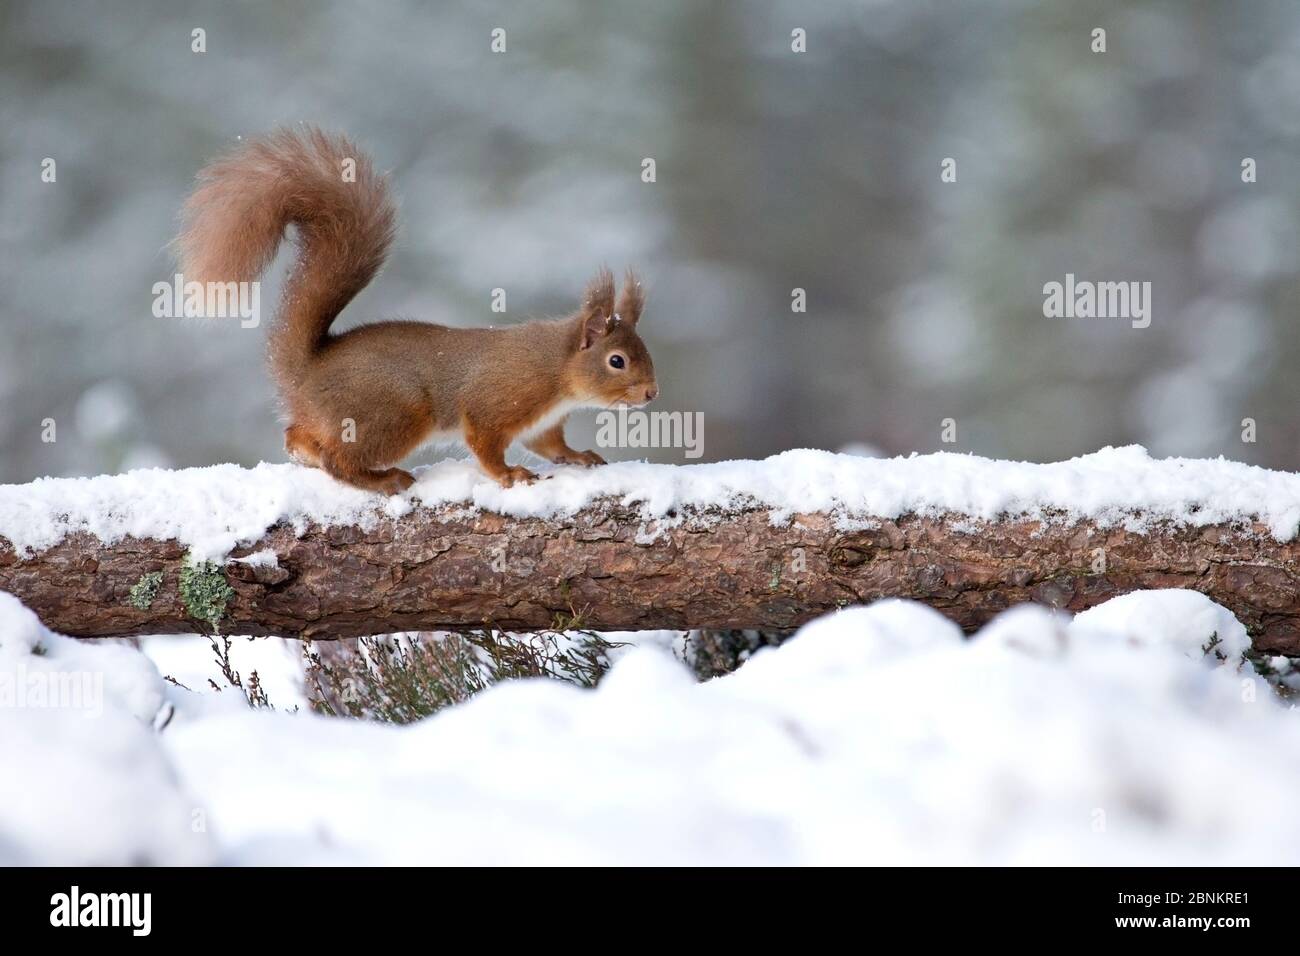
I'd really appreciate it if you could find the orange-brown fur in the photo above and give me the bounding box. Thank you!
[177,127,657,493]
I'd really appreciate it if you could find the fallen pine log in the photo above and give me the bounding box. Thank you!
[2,501,1299,654]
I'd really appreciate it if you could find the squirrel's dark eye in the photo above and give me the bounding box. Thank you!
[608,354,625,369]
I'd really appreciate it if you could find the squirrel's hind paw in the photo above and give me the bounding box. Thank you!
[375,468,416,495]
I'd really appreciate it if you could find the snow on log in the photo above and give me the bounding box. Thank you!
[2,447,1300,651]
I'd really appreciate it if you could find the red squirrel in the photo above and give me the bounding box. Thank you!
[176,127,657,494]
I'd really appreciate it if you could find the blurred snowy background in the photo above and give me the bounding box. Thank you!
[2,0,1299,483]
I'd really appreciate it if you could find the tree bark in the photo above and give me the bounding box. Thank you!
[1,504,1298,654]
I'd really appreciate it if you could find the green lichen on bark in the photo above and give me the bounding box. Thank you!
[128,571,164,610]
[179,557,234,633]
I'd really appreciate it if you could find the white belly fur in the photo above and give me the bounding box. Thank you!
[414,398,597,459]
[517,397,598,441]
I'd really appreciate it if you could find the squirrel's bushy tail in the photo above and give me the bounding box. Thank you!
[176,127,396,386]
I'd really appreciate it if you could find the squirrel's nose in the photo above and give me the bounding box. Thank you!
[644,385,659,402]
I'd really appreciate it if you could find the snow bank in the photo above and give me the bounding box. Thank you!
[4,586,1298,865]
[0,593,214,865]
[163,593,1300,864]
[1,445,1298,560]
[1072,588,1253,662]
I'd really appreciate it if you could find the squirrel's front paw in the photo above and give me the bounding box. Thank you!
[497,465,541,488]
[557,450,606,467]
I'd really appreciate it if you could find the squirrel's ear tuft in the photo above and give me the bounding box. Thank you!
[580,310,611,350]
[616,269,645,326]
[578,267,616,349]
[581,267,616,323]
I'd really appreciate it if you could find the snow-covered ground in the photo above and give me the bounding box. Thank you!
[2,445,1299,561]
[2,587,1298,865]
